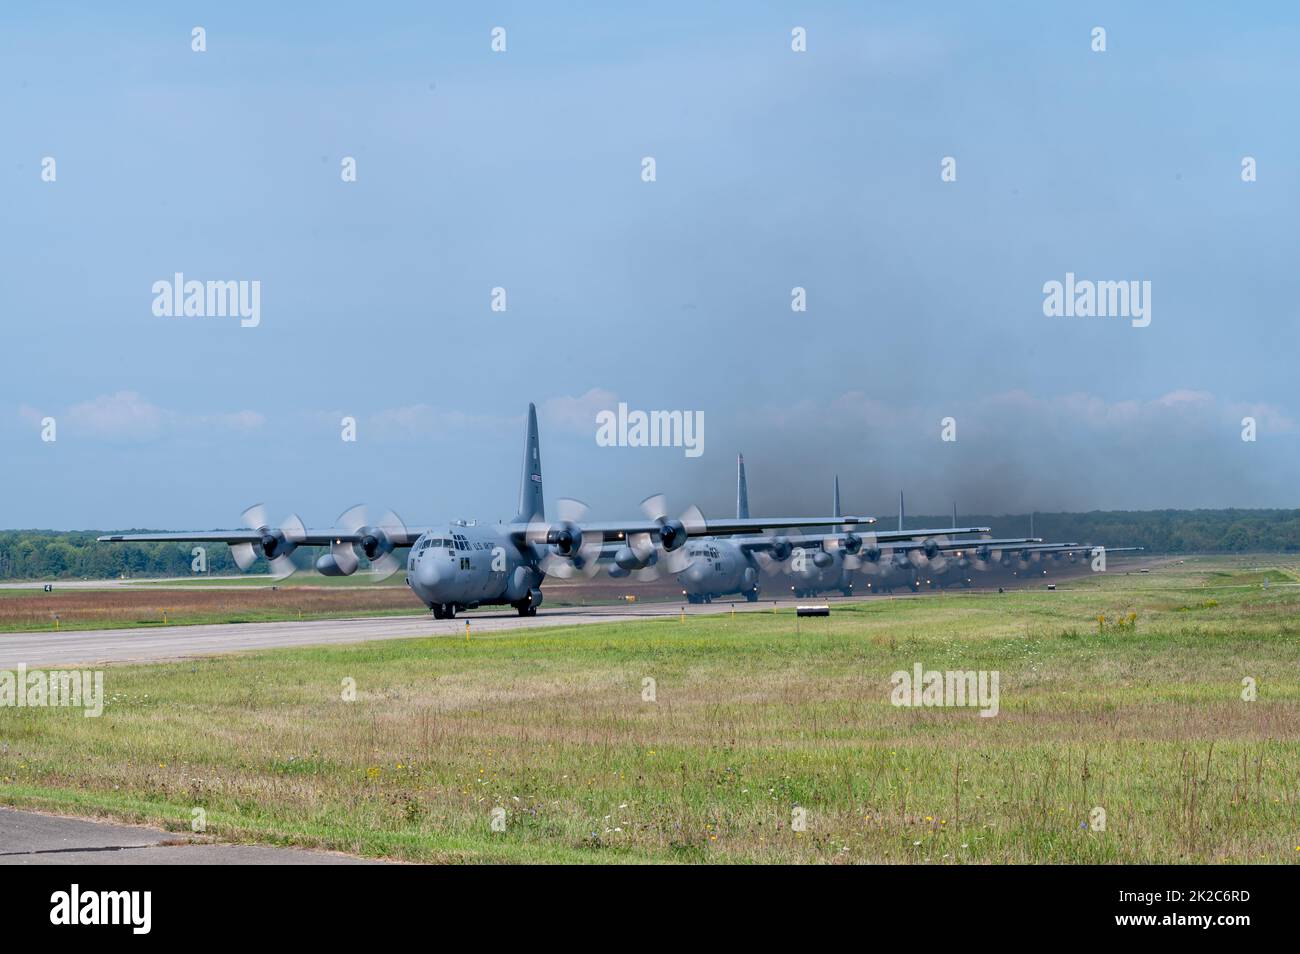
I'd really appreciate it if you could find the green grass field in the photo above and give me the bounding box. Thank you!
[1,556,1297,863]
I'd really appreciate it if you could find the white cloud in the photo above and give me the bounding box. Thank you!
[17,391,264,442]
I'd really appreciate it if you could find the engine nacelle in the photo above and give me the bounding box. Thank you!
[546,521,583,557]
[258,529,298,561]
[358,527,396,561]
[922,539,941,560]
[841,533,862,554]
[658,519,687,552]
[813,550,834,569]
[769,536,793,561]
[863,547,882,563]
[315,553,356,576]
[613,545,655,571]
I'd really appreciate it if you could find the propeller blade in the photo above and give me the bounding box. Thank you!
[679,503,706,535]
[368,509,408,582]
[336,504,370,533]
[280,512,307,544]
[665,546,694,574]
[639,493,669,524]
[241,503,269,531]
[369,552,402,581]
[525,512,550,549]
[268,554,297,580]
[230,541,259,571]
[329,538,359,575]
[555,497,588,524]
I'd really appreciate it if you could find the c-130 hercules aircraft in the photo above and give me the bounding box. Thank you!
[101,404,871,619]
[672,458,1039,603]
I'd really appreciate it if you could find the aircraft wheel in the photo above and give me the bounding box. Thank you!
[745,590,759,603]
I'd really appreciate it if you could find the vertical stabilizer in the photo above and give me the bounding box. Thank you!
[736,454,750,520]
[833,476,842,520]
[514,403,544,523]
[898,491,905,533]
[953,502,958,529]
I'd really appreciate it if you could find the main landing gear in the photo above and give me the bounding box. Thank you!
[513,590,540,616]
[431,603,457,620]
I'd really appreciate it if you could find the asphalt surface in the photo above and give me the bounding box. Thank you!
[0,597,821,668]
[0,575,281,590]
[0,808,381,865]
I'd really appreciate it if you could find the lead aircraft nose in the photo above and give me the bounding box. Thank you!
[415,559,441,589]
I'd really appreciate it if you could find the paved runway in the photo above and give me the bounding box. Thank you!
[0,808,380,865]
[0,598,818,669]
[0,575,281,591]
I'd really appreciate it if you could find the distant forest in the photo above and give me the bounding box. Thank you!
[1,509,1298,580]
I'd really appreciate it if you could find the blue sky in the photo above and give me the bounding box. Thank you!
[3,2,1298,529]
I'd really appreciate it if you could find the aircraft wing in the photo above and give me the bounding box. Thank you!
[98,528,428,547]
[506,515,876,546]
[864,526,991,542]
[1022,544,1143,554]
[738,534,1037,554]
[728,522,987,545]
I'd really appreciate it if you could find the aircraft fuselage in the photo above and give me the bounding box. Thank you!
[406,522,543,617]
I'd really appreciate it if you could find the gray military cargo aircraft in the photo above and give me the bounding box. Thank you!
[786,490,1041,596]
[100,405,872,619]
[666,458,1019,603]
[997,542,1145,568]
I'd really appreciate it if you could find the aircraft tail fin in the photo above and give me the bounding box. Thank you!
[898,491,905,533]
[736,453,749,520]
[953,501,958,530]
[833,476,842,520]
[514,403,544,523]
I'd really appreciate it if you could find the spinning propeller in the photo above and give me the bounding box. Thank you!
[823,524,867,570]
[332,504,409,581]
[230,504,306,580]
[526,498,605,578]
[908,535,952,574]
[618,494,705,581]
